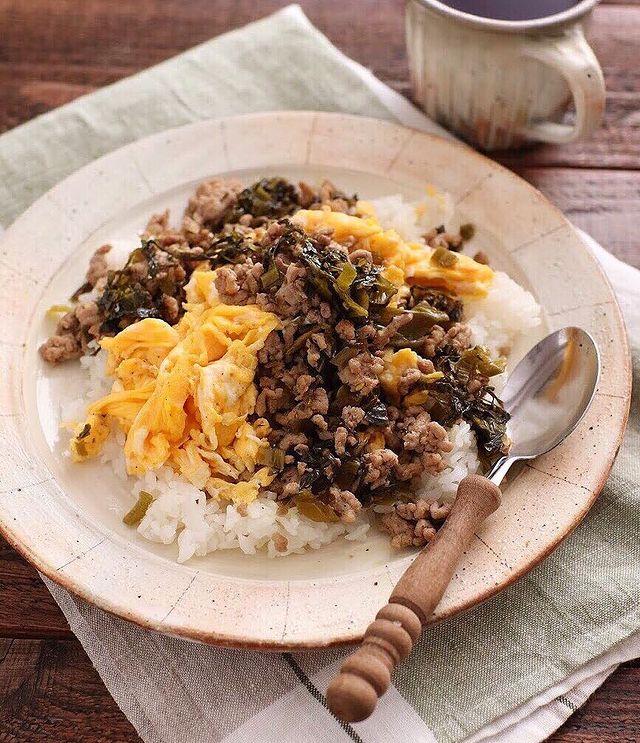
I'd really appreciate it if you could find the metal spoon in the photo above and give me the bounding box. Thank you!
[327,327,600,723]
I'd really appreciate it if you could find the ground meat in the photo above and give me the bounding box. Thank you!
[215,260,264,305]
[257,331,284,365]
[338,351,384,395]
[269,263,309,318]
[272,533,289,553]
[335,319,356,341]
[39,299,102,364]
[143,209,185,247]
[298,181,316,208]
[342,405,366,429]
[402,413,453,455]
[294,374,314,399]
[422,322,472,357]
[86,244,111,287]
[183,179,242,230]
[349,248,373,263]
[277,432,308,452]
[361,449,399,490]
[396,500,430,520]
[39,332,82,364]
[381,502,440,550]
[444,323,472,352]
[280,388,329,424]
[380,512,415,550]
[397,367,423,396]
[327,486,361,523]
[75,301,101,337]
[430,501,452,521]
[423,228,462,251]
[311,414,328,431]
[334,426,349,456]
[255,387,285,417]
[422,325,446,357]
[161,295,180,324]
[374,312,414,348]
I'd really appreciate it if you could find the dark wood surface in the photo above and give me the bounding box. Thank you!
[0,1,638,741]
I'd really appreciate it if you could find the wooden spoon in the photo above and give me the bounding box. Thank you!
[326,327,600,722]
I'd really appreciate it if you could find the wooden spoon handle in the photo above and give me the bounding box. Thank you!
[326,474,502,723]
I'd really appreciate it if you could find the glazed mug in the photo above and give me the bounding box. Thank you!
[405,0,606,150]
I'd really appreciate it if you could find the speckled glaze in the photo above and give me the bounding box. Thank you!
[406,0,606,149]
[0,112,630,649]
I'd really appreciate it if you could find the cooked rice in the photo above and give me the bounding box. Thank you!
[63,190,542,561]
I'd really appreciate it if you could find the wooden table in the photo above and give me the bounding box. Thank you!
[0,1,638,740]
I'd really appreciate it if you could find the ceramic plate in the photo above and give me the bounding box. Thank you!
[0,112,631,648]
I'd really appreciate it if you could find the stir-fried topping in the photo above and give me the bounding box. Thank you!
[41,176,509,549]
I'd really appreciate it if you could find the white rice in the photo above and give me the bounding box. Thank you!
[65,192,542,561]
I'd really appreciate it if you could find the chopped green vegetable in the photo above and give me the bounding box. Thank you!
[455,346,507,384]
[47,304,72,317]
[261,259,281,290]
[200,232,258,268]
[361,395,389,427]
[404,303,450,338]
[70,281,92,302]
[431,246,459,267]
[286,324,324,359]
[123,491,154,527]
[265,222,397,322]
[410,288,463,323]
[332,384,362,411]
[334,460,361,489]
[97,239,187,334]
[331,345,360,369]
[257,445,286,472]
[76,423,92,440]
[227,178,300,224]
[293,490,340,523]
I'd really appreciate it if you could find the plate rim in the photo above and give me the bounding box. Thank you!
[0,110,631,649]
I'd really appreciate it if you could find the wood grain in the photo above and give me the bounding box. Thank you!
[0,631,638,743]
[0,0,638,741]
[0,539,71,640]
[517,168,640,268]
[0,639,141,743]
[0,2,638,168]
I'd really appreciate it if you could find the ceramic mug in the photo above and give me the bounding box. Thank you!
[405,0,606,149]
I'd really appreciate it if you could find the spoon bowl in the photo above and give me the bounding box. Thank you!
[488,327,600,481]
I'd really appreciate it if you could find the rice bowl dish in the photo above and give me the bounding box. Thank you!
[40,176,542,563]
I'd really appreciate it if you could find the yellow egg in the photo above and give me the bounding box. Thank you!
[207,467,275,505]
[294,207,493,297]
[77,270,283,507]
[379,348,421,404]
[69,414,111,462]
[101,318,179,372]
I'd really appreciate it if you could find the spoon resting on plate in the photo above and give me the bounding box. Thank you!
[326,327,600,723]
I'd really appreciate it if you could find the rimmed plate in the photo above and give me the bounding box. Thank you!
[0,112,631,648]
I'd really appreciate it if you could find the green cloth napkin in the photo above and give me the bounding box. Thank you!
[1,6,637,742]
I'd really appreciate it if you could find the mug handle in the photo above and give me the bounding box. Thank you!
[518,27,605,145]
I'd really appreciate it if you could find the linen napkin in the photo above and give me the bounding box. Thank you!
[1,6,637,742]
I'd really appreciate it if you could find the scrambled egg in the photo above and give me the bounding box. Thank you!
[294,202,493,298]
[71,269,282,505]
[379,348,421,404]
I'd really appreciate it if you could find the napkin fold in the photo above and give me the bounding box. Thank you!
[2,6,638,743]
